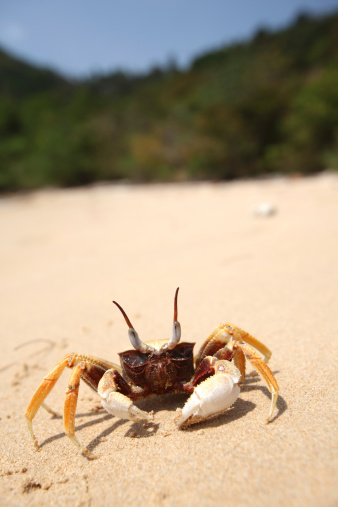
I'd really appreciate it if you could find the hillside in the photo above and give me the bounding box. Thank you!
[0,11,338,191]
[0,48,70,98]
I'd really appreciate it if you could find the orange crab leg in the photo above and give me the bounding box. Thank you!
[236,342,279,421]
[25,352,120,454]
[63,362,93,457]
[25,353,76,450]
[196,323,272,367]
[231,326,272,363]
[233,347,246,382]
[195,326,228,366]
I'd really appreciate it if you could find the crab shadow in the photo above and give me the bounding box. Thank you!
[87,394,187,451]
[87,419,160,454]
[38,411,118,450]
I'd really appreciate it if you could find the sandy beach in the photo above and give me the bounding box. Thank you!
[0,175,337,507]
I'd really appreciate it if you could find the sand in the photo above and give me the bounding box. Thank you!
[0,175,337,507]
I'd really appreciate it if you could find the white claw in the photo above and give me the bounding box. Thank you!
[176,361,241,428]
[101,391,153,423]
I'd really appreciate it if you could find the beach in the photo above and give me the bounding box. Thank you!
[0,175,337,506]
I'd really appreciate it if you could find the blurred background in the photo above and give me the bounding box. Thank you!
[0,0,338,191]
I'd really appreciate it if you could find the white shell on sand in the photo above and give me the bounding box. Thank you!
[252,202,277,216]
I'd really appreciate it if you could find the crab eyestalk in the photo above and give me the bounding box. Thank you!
[167,287,181,350]
[113,301,153,354]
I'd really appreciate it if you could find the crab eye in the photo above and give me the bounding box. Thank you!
[113,300,154,354]
[167,288,182,350]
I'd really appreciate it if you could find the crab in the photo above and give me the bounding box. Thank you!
[25,288,279,457]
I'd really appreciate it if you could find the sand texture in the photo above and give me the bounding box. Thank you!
[0,176,337,507]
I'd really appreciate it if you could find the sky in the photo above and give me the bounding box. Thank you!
[0,0,338,78]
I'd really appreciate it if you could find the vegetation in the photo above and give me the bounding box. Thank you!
[0,11,338,191]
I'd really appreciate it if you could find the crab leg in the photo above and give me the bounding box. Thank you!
[196,324,272,366]
[176,359,241,428]
[195,326,229,366]
[231,327,272,363]
[237,343,279,422]
[98,369,153,423]
[63,362,95,457]
[40,401,59,417]
[25,353,77,450]
[25,353,120,454]
[232,347,246,382]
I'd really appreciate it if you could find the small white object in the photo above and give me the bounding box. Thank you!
[253,202,277,217]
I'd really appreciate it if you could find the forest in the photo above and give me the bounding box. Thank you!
[0,11,338,191]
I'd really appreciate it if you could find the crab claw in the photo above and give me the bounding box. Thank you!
[101,391,153,423]
[98,369,153,424]
[176,360,241,428]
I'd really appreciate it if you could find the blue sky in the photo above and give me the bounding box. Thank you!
[0,0,337,77]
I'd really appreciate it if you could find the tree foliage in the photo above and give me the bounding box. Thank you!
[0,11,338,191]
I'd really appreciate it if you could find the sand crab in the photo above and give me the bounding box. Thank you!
[25,289,279,456]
